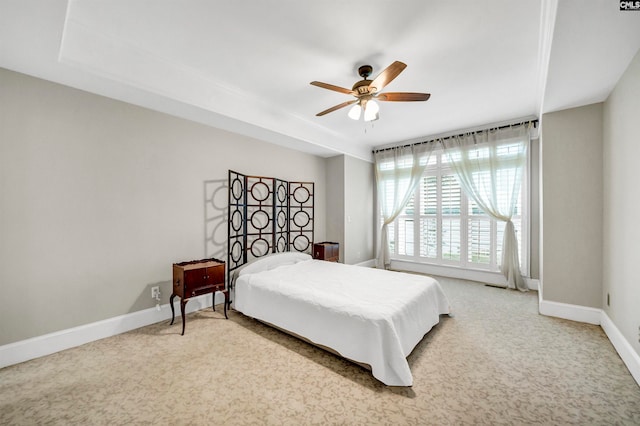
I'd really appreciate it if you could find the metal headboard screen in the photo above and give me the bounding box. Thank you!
[227,170,314,282]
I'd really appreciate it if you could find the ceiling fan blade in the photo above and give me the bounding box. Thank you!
[310,81,355,95]
[316,99,358,116]
[369,61,407,93]
[377,92,431,102]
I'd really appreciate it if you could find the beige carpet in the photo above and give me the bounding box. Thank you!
[1,277,639,425]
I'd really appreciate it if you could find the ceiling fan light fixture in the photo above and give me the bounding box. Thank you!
[348,103,362,120]
[364,100,379,122]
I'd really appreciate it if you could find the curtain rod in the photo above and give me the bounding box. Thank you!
[372,119,538,154]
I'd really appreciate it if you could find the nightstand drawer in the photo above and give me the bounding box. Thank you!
[186,284,222,298]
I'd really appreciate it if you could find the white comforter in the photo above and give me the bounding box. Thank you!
[234,257,450,386]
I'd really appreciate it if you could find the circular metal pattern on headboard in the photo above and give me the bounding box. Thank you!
[292,186,310,204]
[277,182,288,203]
[231,210,243,232]
[250,238,270,257]
[293,210,310,228]
[277,235,287,252]
[292,234,310,251]
[232,178,244,201]
[250,181,270,202]
[250,210,270,230]
[231,241,243,263]
[277,210,287,229]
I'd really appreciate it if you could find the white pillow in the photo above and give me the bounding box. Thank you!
[238,251,311,276]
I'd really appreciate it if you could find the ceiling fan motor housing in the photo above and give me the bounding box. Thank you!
[358,65,373,79]
[353,65,374,94]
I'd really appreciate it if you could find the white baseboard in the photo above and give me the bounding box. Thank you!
[600,312,640,386]
[389,259,541,292]
[538,298,602,325]
[525,278,540,291]
[355,259,376,268]
[0,293,219,369]
[390,260,508,286]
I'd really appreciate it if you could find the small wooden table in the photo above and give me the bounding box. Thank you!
[170,258,228,335]
[313,242,339,262]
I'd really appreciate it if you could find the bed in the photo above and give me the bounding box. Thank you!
[232,252,450,386]
[227,170,450,386]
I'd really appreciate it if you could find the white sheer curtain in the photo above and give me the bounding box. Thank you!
[441,124,530,291]
[374,143,435,269]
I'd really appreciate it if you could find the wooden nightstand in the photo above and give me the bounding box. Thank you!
[313,242,339,262]
[170,257,228,335]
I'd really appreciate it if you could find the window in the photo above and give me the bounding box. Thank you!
[388,147,528,274]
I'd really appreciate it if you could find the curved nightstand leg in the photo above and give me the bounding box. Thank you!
[223,290,229,319]
[169,293,176,325]
[180,299,188,336]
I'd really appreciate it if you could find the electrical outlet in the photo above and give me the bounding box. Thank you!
[151,286,160,299]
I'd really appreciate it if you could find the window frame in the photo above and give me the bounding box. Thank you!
[388,144,530,276]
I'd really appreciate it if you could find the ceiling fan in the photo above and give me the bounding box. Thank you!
[310,61,430,122]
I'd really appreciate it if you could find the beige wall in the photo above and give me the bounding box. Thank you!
[324,155,375,264]
[529,136,541,280]
[603,50,640,357]
[343,155,374,264]
[0,68,328,345]
[325,156,345,261]
[540,103,603,308]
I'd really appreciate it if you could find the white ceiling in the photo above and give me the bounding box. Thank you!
[1,0,639,161]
